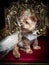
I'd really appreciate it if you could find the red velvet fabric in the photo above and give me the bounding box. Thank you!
[1,39,49,62]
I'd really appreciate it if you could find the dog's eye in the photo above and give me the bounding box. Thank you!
[25,21,29,24]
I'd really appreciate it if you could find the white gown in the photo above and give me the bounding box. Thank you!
[0,31,37,59]
[0,32,19,52]
[0,31,37,52]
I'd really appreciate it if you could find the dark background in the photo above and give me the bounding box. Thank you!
[0,0,49,30]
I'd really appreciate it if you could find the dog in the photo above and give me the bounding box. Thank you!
[13,9,41,58]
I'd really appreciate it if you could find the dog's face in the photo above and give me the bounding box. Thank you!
[20,9,37,32]
[20,15,37,31]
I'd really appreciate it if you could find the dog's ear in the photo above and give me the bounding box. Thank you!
[29,16,37,22]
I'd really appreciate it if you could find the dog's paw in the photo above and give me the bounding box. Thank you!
[13,50,20,58]
[33,46,41,50]
[25,48,33,54]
